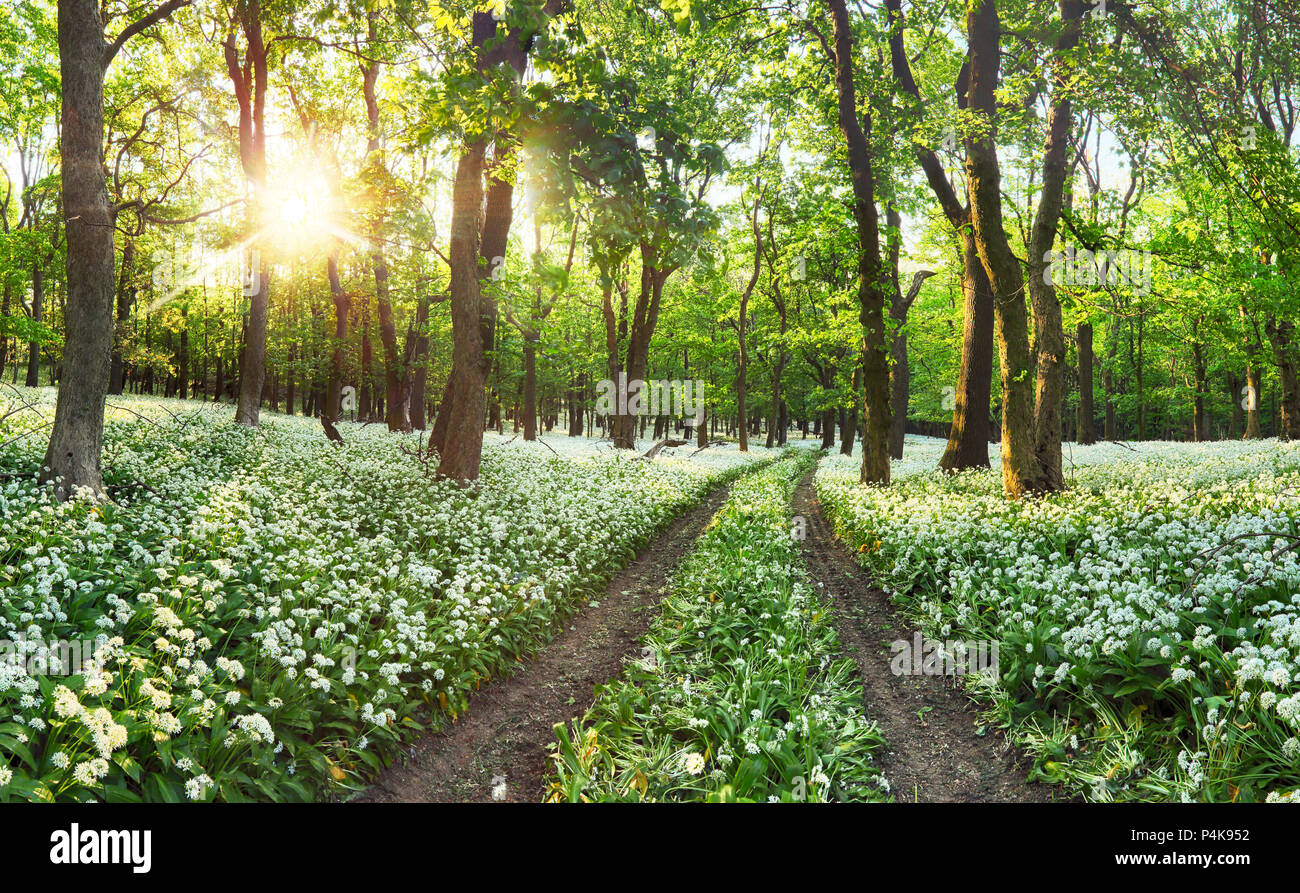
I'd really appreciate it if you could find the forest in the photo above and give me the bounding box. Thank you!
[1,0,1299,822]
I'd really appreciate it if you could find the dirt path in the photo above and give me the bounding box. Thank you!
[358,481,733,803]
[793,468,1061,803]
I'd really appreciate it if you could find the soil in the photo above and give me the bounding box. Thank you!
[792,467,1064,803]
[357,481,733,803]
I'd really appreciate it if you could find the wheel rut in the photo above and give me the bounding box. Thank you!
[358,480,733,803]
[793,467,1063,803]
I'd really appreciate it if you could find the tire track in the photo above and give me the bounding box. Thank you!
[358,479,734,803]
[793,467,1062,803]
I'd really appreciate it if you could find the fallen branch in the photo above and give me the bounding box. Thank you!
[1180,530,1300,604]
[690,439,727,457]
[637,438,688,460]
[106,479,168,503]
[398,431,438,478]
[321,415,344,445]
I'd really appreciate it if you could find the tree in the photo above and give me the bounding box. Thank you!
[821,0,892,484]
[222,0,271,426]
[43,0,190,500]
[963,0,1083,498]
[885,0,995,472]
[435,2,567,480]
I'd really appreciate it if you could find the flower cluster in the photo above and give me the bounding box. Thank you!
[817,436,1300,803]
[0,389,775,801]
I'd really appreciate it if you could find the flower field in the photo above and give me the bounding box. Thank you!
[817,437,1300,803]
[0,389,776,802]
[548,450,888,802]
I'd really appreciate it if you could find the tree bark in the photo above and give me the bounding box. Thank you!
[965,0,1080,497]
[408,291,432,430]
[889,259,935,459]
[522,336,538,440]
[964,0,1045,497]
[1243,360,1263,439]
[360,44,408,434]
[43,0,117,499]
[1023,0,1083,490]
[885,0,993,472]
[108,238,135,395]
[177,307,189,400]
[827,0,890,484]
[614,256,673,450]
[1266,316,1300,440]
[435,3,562,477]
[437,136,489,480]
[736,188,762,453]
[1077,320,1095,444]
[1191,334,1208,442]
[937,233,996,470]
[325,251,349,425]
[226,0,271,427]
[26,264,43,387]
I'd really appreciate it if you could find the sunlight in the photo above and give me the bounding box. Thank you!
[278,194,310,228]
[263,165,336,245]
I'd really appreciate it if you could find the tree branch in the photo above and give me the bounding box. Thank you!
[105,0,192,66]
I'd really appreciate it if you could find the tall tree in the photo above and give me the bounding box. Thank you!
[821,0,892,483]
[885,0,994,472]
[436,1,565,480]
[43,0,190,499]
[223,0,271,426]
[964,0,1083,497]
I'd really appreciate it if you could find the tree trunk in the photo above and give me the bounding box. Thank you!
[325,252,349,424]
[374,256,409,432]
[889,266,935,459]
[1077,320,1095,444]
[965,0,1047,498]
[966,0,1080,497]
[435,2,541,475]
[1022,0,1082,490]
[522,336,538,440]
[0,284,9,380]
[1243,360,1263,439]
[43,0,116,499]
[436,139,490,480]
[1266,316,1300,440]
[360,46,408,434]
[285,342,295,415]
[226,2,271,427]
[884,0,992,473]
[1191,338,1208,442]
[615,259,673,450]
[408,292,431,430]
[1227,371,1243,438]
[26,264,43,387]
[108,239,134,395]
[827,0,890,484]
[177,308,189,400]
[359,301,374,420]
[938,232,995,470]
[736,190,762,453]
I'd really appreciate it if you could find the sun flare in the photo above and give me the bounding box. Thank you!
[278,194,310,228]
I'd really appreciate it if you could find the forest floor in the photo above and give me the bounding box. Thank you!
[357,479,735,804]
[792,468,1060,803]
[361,460,1063,804]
